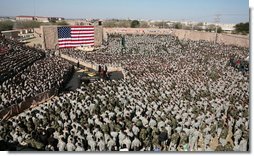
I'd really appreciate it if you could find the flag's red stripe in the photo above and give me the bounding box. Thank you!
[71,31,94,35]
[58,41,94,44]
[71,26,94,28]
[71,29,94,31]
[71,32,94,34]
[71,36,94,38]
[58,42,94,46]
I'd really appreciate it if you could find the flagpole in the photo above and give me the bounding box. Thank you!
[33,0,36,17]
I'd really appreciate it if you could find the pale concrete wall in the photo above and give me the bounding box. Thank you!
[171,29,216,42]
[103,28,249,48]
[103,28,173,41]
[217,33,249,47]
[94,26,103,47]
[34,28,42,34]
[42,26,58,49]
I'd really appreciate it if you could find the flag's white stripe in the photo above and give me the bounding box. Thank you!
[59,43,94,48]
[58,37,94,41]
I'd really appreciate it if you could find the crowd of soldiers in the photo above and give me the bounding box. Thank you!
[0,36,45,84]
[0,34,249,151]
[0,57,74,111]
[0,37,74,112]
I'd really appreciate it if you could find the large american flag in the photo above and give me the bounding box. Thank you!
[57,26,94,48]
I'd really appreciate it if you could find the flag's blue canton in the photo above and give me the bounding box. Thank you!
[58,27,71,38]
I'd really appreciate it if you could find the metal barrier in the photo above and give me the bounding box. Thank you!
[0,88,57,121]
[0,67,75,121]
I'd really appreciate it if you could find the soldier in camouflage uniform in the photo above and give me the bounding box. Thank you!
[178,131,188,150]
[139,127,147,146]
[219,125,228,146]
[209,132,219,151]
[169,130,180,150]
[152,127,159,148]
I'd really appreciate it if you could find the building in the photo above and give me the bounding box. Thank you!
[16,16,65,23]
[65,19,91,26]
[219,24,235,33]
[35,17,50,23]
[16,28,34,34]
[49,17,65,22]
[1,30,20,40]
[16,16,35,21]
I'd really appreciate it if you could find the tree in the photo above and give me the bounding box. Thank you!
[174,22,182,29]
[196,22,204,26]
[131,20,140,28]
[0,20,14,31]
[205,24,216,32]
[154,21,169,28]
[193,25,203,31]
[234,22,249,34]
[49,18,57,23]
[139,21,149,28]
[15,21,41,29]
[182,25,192,30]
[55,21,69,26]
[117,20,131,28]
[217,26,223,33]
[103,21,116,27]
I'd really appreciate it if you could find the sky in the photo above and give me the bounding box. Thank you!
[0,0,250,24]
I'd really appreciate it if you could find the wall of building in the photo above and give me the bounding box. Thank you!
[36,17,49,23]
[16,16,34,21]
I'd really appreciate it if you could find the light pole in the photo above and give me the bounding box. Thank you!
[33,0,36,17]
[214,14,220,44]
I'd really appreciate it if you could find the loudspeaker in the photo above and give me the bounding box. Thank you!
[98,21,102,26]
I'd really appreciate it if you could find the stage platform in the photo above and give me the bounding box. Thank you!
[64,66,124,91]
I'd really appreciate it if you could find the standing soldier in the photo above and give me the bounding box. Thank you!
[210,132,219,151]
[170,130,180,150]
[98,65,102,77]
[139,127,147,146]
[179,131,188,150]
[219,125,228,146]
